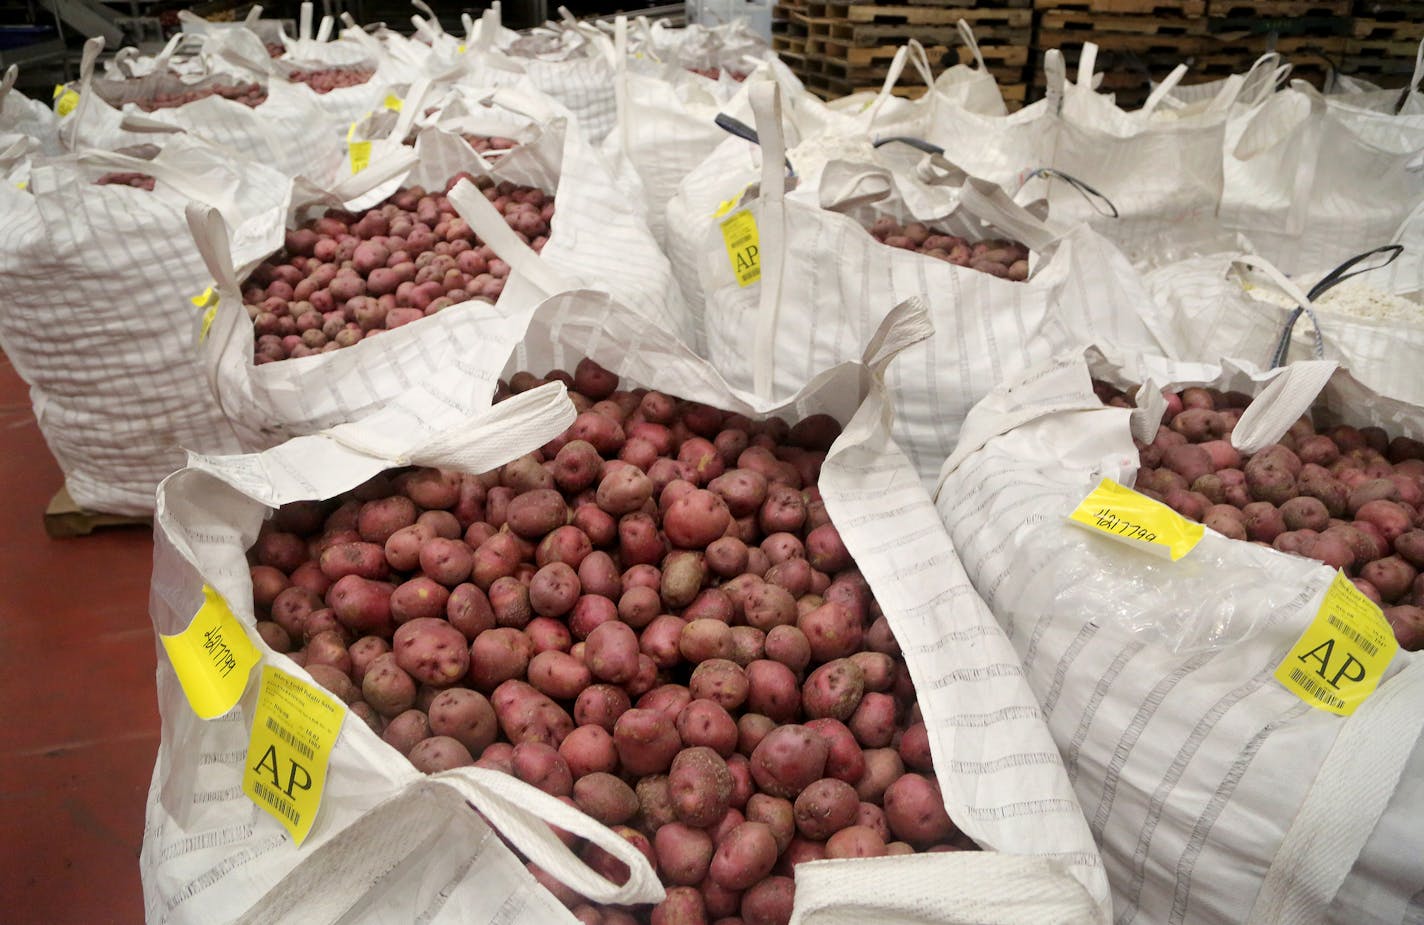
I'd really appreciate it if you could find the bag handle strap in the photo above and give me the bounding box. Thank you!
[1021,167,1120,218]
[446,178,573,297]
[749,80,788,397]
[383,76,431,143]
[1043,48,1066,113]
[1245,658,1424,924]
[866,41,936,129]
[1396,38,1424,114]
[1224,253,1327,367]
[1077,42,1099,89]
[1,64,16,106]
[1267,245,1403,368]
[956,20,987,72]
[61,37,106,151]
[958,175,1066,253]
[326,142,419,204]
[1140,63,1188,115]
[315,14,334,43]
[411,0,444,35]
[1229,359,1338,453]
[613,16,632,154]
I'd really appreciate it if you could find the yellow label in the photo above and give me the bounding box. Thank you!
[457,43,467,53]
[720,209,760,287]
[349,140,371,174]
[347,120,357,141]
[713,184,751,219]
[54,86,80,117]
[190,286,217,309]
[243,666,344,845]
[15,181,27,190]
[159,584,261,720]
[1067,478,1204,561]
[192,287,220,342]
[1274,571,1398,716]
[383,93,403,111]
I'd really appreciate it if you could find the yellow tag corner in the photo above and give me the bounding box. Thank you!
[1067,477,1204,561]
[54,87,80,117]
[720,209,760,288]
[383,93,403,111]
[243,666,344,845]
[159,584,261,720]
[457,43,467,53]
[1275,571,1398,716]
[349,140,372,175]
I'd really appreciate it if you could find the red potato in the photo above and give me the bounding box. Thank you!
[681,619,735,663]
[793,777,859,839]
[307,664,359,704]
[427,687,498,755]
[584,620,640,683]
[615,708,684,775]
[709,822,779,891]
[737,714,776,757]
[560,724,619,778]
[530,562,581,617]
[305,630,353,675]
[676,699,739,757]
[848,692,898,748]
[575,772,640,825]
[468,627,533,691]
[740,875,795,925]
[408,736,475,772]
[651,886,707,925]
[749,724,828,798]
[528,650,593,700]
[362,653,417,717]
[662,552,708,609]
[728,626,766,667]
[802,659,865,722]
[643,615,690,669]
[797,601,863,662]
[689,660,749,712]
[745,793,796,855]
[742,583,797,632]
[256,621,292,652]
[855,748,905,804]
[898,721,933,772]
[358,496,418,544]
[744,660,801,723]
[763,625,812,673]
[655,823,716,886]
[1385,605,1424,650]
[804,717,866,784]
[639,685,694,722]
[447,583,496,640]
[327,575,396,636]
[670,746,734,827]
[392,618,470,686]
[390,577,450,623]
[576,684,632,732]
[490,679,574,747]
[382,709,432,755]
[883,773,957,847]
[710,470,769,518]
[512,741,574,796]
[826,825,888,859]
[637,774,679,833]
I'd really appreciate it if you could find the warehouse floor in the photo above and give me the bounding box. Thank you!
[0,351,156,923]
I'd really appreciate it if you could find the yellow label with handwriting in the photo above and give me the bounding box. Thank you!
[384,93,403,111]
[192,287,220,341]
[1275,570,1398,716]
[159,584,261,720]
[349,140,371,174]
[243,666,344,845]
[1067,478,1204,561]
[720,210,760,287]
[54,86,80,117]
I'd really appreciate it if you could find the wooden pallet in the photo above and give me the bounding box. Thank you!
[1033,0,1206,17]
[1354,18,1424,41]
[907,0,1030,6]
[945,42,1030,67]
[1338,55,1417,82]
[1040,9,1209,34]
[1036,29,1211,56]
[1346,36,1424,60]
[1352,0,1422,19]
[1208,0,1350,15]
[1198,33,1348,57]
[797,3,1030,26]
[44,486,150,539]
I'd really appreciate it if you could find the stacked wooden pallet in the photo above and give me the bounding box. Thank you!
[1031,0,1210,108]
[1344,1,1424,87]
[1194,0,1350,90]
[775,0,1032,106]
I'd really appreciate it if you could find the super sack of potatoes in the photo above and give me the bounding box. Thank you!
[935,348,1424,925]
[0,134,290,515]
[197,83,683,453]
[142,290,1110,925]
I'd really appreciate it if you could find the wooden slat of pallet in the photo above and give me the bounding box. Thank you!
[1206,16,1353,36]
[817,21,1031,47]
[908,0,1030,6]
[1198,33,1348,57]
[1339,57,1417,81]
[945,43,1030,66]
[1041,9,1209,34]
[1352,0,1422,20]
[1208,0,1350,15]
[842,42,949,66]
[1347,36,1424,58]
[843,5,1032,26]
[1033,0,1206,16]
[1036,29,1211,55]
[1354,18,1424,41]
[44,487,150,539]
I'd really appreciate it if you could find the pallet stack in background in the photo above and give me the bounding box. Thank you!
[773,0,1033,107]
[772,0,1421,113]
[1346,1,1424,88]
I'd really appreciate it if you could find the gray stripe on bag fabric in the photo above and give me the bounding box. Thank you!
[945,704,1044,727]
[1064,639,1147,785]
[1168,703,1310,925]
[1089,650,1219,843]
[1039,621,1100,722]
[489,881,534,925]
[966,798,1083,821]
[1116,670,1273,925]
[949,751,1063,774]
[414,832,487,924]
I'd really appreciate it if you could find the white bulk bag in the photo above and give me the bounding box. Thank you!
[199,83,684,448]
[1219,79,1424,276]
[1144,250,1424,408]
[59,37,345,186]
[695,83,1173,484]
[0,135,291,514]
[934,348,1424,925]
[142,376,664,924]
[1325,40,1424,117]
[1,64,61,156]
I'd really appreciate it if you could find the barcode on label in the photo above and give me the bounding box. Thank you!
[266,716,315,760]
[252,779,301,825]
[1289,666,1346,711]
[1327,614,1379,657]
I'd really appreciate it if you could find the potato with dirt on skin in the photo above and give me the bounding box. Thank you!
[741,874,795,925]
[575,683,632,732]
[427,687,498,755]
[749,724,828,799]
[574,771,640,825]
[709,821,779,891]
[491,679,575,747]
[408,736,475,772]
[675,698,739,757]
[744,659,801,723]
[307,664,360,704]
[528,649,593,700]
[745,793,795,855]
[798,601,863,662]
[802,658,865,722]
[670,746,734,828]
[615,708,684,775]
[689,659,750,712]
[327,575,397,636]
[382,709,432,755]
[512,741,574,796]
[468,626,534,691]
[362,653,417,717]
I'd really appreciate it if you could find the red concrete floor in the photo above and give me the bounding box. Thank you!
[0,350,158,924]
